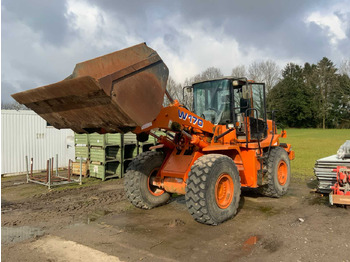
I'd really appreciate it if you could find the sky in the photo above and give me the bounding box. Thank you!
[2,0,350,103]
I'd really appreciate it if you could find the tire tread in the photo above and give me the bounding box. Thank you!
[185,154,241,225]
[124,151,168,209]
[259,147,290,198]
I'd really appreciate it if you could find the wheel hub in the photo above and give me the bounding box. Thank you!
[147,168,165,196]
[277,161,288,186]
[215,173,234,209]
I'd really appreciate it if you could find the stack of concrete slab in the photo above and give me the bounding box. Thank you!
[314,155,350,193]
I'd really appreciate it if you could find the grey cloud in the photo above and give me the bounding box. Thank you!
[2,0,69,45]
[338,11,350,38]
[2,0,349,103]
[87,0,340,62]
[1,80,29,103]
[176,0,333,61]
[84,0,179,40]
[338,38,350,58]
[242,18,331,63]
[162,27,192,56]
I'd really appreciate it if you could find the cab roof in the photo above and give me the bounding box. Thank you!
[192,77,253,86]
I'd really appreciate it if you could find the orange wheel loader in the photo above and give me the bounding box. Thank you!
[12,43,294,225]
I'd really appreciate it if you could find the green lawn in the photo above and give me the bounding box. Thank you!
[280,129,349,178]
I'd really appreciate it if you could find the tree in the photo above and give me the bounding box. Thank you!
[339,59,350,77]
[200,67,224,81]
[184,67,224,87]
[164,76,182,106]
[267,63,317,128]
[231,65,246,78]
[248,60,280,93]
[327,73,350,128]
[315,57,339,129]
[1,101,28,110]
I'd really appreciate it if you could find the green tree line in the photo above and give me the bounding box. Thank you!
[267,58,350,129]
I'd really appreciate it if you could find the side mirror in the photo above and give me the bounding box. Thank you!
[185,86,192,93]
[242,84,251,99]
[182,86,192,101]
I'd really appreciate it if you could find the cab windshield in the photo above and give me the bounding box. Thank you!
[193,79,232,125]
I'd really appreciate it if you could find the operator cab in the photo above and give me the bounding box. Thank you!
[192,77,267,140]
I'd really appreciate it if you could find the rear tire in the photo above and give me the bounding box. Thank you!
[259,147,291,197]
[124,151,170,209]
[185,154,241,225]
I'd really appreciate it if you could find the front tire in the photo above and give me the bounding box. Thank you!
[124,151,170,209]
[259,147,291,197]
[185,154,241,225]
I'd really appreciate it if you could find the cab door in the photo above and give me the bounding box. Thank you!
[250,83,267,140]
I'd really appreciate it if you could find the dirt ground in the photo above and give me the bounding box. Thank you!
[1,173,349,262]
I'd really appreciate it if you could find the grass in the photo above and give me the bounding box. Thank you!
[280,129,349,178]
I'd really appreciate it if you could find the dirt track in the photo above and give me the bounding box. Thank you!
[1,174,350,262]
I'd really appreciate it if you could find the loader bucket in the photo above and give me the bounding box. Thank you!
[11,43,169,133]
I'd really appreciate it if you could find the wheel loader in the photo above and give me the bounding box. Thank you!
[12,43,294,225]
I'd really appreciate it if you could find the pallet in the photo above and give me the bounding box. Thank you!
[72,161,89,177]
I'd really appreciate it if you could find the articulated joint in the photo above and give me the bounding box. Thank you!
[150,176,186,195]
[158,136,176,149]
[190,135,209,149]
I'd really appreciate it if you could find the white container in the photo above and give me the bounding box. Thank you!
[1,110,74,175]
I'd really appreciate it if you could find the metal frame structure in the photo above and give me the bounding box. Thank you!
[26,155,82,189]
